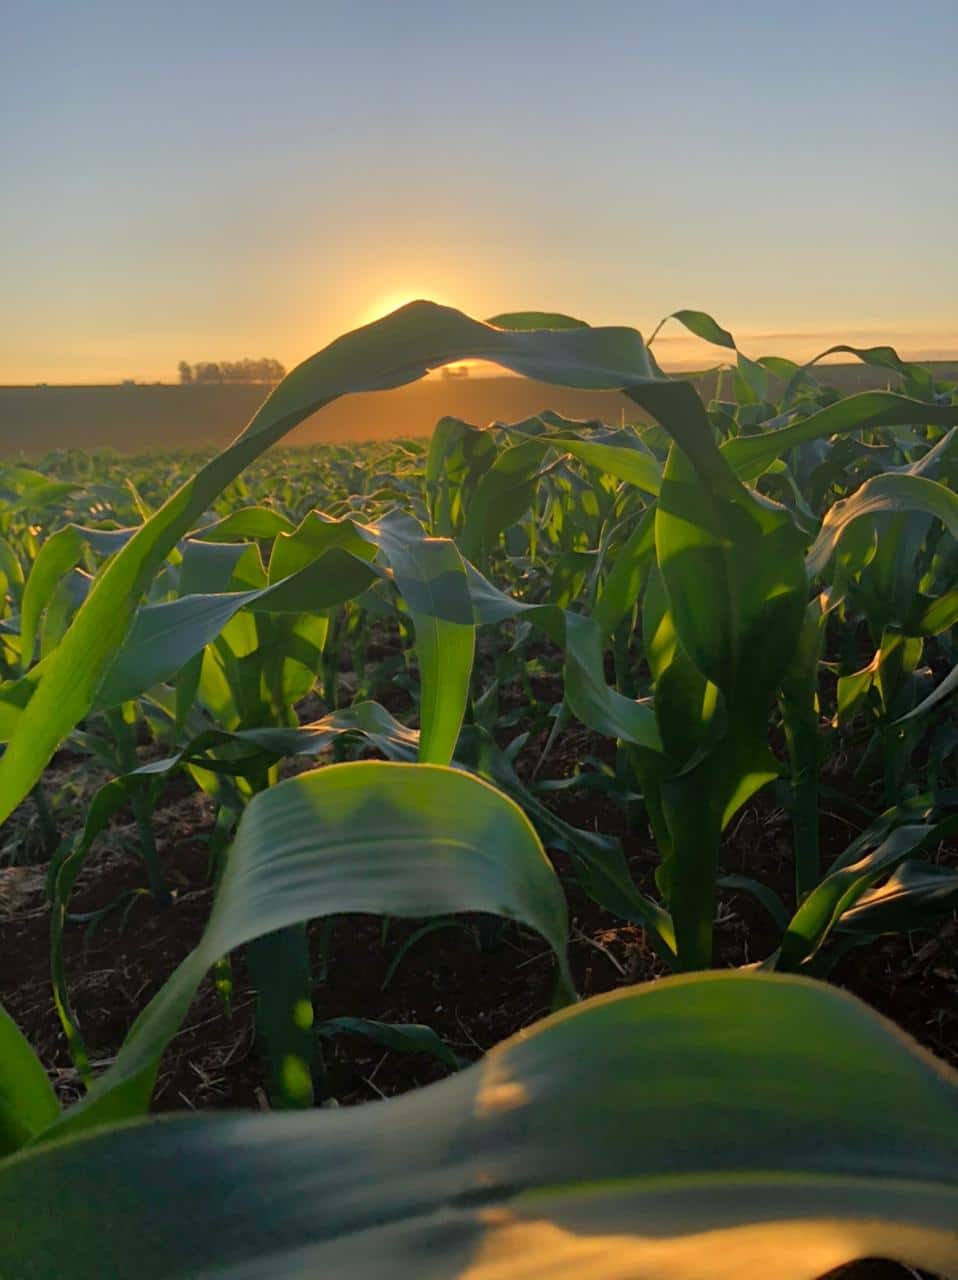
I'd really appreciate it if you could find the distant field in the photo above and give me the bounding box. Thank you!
[1,362,955,456]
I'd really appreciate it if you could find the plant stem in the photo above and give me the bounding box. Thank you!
[31,781,59,857]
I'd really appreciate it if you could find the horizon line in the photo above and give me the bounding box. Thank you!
[5,349,958,391]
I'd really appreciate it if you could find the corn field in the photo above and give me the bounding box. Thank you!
[1,302,957,1278]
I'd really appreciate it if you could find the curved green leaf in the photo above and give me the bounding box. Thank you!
[777,822,946,970]
[0,1005,59,1157]
[4,974,957,1278]
[592,508,656,636]
[649,307,736,350]
[485,310,589,331]
[783,342,935,402]
[191,507,296,541]
[15,526,135,672]
[838,860,958,934]
[460,439,559,560]
[315,1016,463,1071]
[655,448,807,705]
[376,512,475,765]
[45,761,571,1138]
[894,659,958,724]
[806,471,958,579]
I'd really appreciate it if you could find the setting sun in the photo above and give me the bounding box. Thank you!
[355,293,510,378]
[357,290,445,328]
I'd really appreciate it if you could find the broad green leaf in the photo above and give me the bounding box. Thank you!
[875,629,923,717]
[410,578,474,764]
[425,416,497,535]
[485,310,589,330]
[315,1016,463,1071]
[17,525,86,672]
[917,587,958,636]
[655,448,807,704]
[1,480,80,513]
[174,539,262,727]
[592,508,656,636]
[375,512,475,765]
[717,874,790,933]
[778,598,828,901]
[839,860,958,934]
[46,702,435,1080]
[639,315,779,408]
[0,465,57,494]
[777,822,946,970]
[0,536,24,599]
[642,565,720,768]
[191,507,296,541]
[735,350,771,402]
[836,655,878,727]
[783,342,935,402]
[267,510,378,581]
[647,308,736,350]
[44,761,570,1138]
[0,1005,59,1157]
[550,432,661,495]
[626,378,743,500]
[5,974,957,1278]
[807,471,958,579]
[894,659,958,724]
[38,568,90,658]
[460,439,558,560]
[758,354,802,381]
[860,504,932,632]
[178,537,257,596]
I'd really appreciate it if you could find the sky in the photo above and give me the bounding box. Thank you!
[2,0,956,383]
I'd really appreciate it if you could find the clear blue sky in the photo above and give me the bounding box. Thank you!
[2,0,955,381]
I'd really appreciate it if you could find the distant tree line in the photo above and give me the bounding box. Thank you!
[178,358,286,385]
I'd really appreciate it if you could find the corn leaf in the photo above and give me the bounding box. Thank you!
[4,974,957,1278]
[44,761,571,1138]
[807,470,958,579]
[724,392,958,484]
[777,822,948,970]
[0,1005,59,1157]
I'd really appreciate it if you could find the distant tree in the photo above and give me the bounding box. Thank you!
[259,358,286,381]
[178,358,286,384]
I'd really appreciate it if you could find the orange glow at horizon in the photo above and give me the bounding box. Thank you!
[357,290,446,327]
